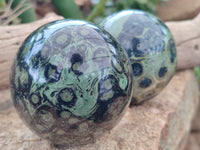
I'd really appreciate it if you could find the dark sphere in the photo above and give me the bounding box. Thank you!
[100,10,177,105]
[10,20,133,147]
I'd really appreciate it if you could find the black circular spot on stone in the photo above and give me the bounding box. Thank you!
[57,88,77,107]
[70,53,83,75]
[44,63,62,83]
[30,93,42,107]
[170,41,176,63]
[159,67,168,77]
[70,53,83,64]
[132,63,143,76]
[139,78,152,88]
[131,38,146,57]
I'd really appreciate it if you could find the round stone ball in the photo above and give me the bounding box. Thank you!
[10,20,133,147]
[100,10,177,105]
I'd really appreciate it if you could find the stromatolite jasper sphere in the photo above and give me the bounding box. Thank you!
[10,20,133,147]
[100,10,177,105]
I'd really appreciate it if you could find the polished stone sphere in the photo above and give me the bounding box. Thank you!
[10,20,133,147]
[100,10,177,105]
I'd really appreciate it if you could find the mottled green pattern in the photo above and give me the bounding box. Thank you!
[101,10,177,105]
[10,20,133,147]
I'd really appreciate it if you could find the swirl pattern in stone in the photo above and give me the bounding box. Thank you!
[10,20,133,147]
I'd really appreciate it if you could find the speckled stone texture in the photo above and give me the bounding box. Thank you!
[10,20,133,147]
[0,69,199,150]
[100,10,177,105]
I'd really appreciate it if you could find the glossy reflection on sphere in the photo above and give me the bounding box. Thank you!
[10,20,133,147]
[100,10,177,105]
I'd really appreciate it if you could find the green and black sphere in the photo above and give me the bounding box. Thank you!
[10,20,133,147]
[100,10,177,105]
